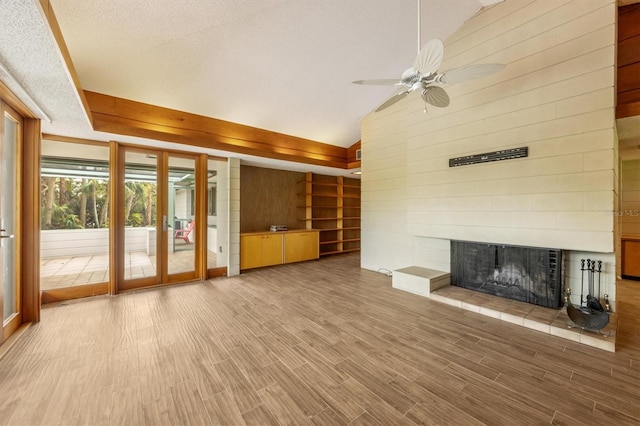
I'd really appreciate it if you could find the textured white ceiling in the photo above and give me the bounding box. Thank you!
[48,0,503,147]
[1,0,507,173]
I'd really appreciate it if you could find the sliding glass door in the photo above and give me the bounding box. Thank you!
[118,148,199,291]
[0,103,21,342]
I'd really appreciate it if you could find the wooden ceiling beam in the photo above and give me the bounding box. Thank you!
[85,91,351,169]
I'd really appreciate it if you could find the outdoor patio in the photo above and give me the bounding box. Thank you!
[40,248,217,290]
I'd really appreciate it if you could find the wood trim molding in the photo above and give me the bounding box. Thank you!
[619,0,640,6]
[21,118,41,323]
[617,101,640,118]
[84,91,351,169]
[42,133,108,147]
[196,154,208,279]
[0,81,38,120]
[109,142,119,295]
[41,283,108,305]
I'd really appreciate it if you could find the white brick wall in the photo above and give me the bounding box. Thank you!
[228,158,241,276]
[361,0,618,302]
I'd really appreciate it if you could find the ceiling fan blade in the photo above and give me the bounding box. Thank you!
[413,39,444,75]
[421,86,450,108]
[439,63,504,84]
[375,90,410,112]
[352,79,402,86]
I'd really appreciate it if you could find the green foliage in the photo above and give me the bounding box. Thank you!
[41,177,109,229]
[127,213,144,227]
[41,176,156,230]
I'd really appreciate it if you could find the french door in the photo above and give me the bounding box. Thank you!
[118,147,202,291]
[0,103,22,343]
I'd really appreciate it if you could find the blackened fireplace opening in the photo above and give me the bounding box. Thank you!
[451,241,563,309]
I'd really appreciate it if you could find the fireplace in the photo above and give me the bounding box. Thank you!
[450,241,563,309]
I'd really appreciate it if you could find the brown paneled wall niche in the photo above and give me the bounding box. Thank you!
[301,172,361,256]
[617,3,640,118]
[240,166,305,232]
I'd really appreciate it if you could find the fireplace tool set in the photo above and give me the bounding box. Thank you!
[565,259,610,335]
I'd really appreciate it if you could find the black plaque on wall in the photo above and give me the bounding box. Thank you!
[449,147,528,167]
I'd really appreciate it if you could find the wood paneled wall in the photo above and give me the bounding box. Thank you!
[618,3,640,118]
[621,160,640,236]
[240,166,305,233]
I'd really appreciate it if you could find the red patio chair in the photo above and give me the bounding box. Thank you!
[174,220,195,244]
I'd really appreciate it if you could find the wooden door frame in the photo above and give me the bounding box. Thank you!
[115,146,206,292]
[0,81,40,334]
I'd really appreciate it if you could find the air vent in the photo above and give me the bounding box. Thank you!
[355,149,362,161]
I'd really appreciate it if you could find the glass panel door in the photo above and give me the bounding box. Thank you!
[167,155,196,279]
[39,139,110,302]
[119,149,200,291]
[120,149,159,289]
[1,104,21,342]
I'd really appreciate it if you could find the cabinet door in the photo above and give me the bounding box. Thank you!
[623,240,640,278]
[285,233,305,263]
[285,232,319,263]
[261,234,284,267]
[302,231,319,261]
[240,235,263,270]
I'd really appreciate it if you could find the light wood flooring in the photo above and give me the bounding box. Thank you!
[1,253,639,425]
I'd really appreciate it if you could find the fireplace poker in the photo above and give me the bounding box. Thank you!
[597,260,602,300]
[587,259,596,305]
[580,259,586,306]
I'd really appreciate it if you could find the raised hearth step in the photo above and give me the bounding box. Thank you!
[392,266,450,297]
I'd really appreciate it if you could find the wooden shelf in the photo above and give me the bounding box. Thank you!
[320,248,361,256]
[300,180,360,189]
[302,173,361,257]
[300,217,360,221]
[314,227,360,232]
[320,238,360,245]
[304,193,360,199]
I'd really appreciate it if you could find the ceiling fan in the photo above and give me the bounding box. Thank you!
[353,38,504,113]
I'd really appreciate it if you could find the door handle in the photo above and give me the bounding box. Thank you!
[0,228,14,239]
[162,215,168,232]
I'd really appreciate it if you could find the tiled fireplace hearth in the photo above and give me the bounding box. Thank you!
[447,241,615,350]
[392,240,617,351]
[429,285,616,352]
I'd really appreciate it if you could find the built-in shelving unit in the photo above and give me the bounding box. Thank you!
[300,172,361,256]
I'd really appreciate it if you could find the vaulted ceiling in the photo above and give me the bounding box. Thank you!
[1,1,638,170]
[1,0,504,174]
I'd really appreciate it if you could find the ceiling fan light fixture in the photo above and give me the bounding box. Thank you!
[411,81,426,92]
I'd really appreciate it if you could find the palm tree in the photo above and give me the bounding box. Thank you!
[124,181,141,226]
[99,183,110,228]
[79,178,88,227]
[43,177,57,229]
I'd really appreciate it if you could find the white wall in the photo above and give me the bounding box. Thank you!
[361,0,618,305]
[41,227,149,258]
[212,158,229,267]
[228,158,241,276]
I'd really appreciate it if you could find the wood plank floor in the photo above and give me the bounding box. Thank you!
[1,253,639,425]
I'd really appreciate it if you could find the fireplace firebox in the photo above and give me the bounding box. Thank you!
[451,241,563,309]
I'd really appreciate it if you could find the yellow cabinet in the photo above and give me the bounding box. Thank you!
[285,231,319,263]
[240,233,283,270]
[240,230,319,270]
